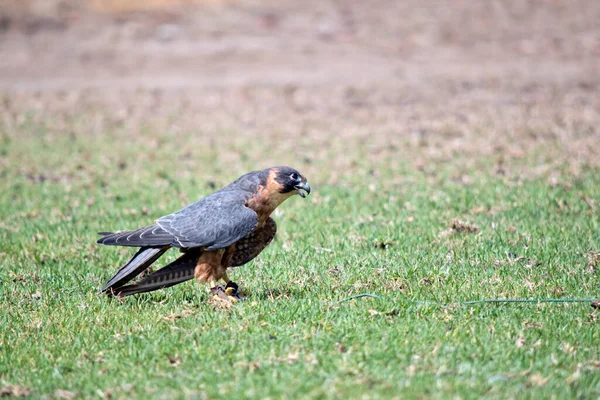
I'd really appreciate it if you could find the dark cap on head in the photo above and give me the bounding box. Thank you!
[272,166,311,198]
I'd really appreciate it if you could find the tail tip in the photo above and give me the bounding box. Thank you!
[99,285,125,297]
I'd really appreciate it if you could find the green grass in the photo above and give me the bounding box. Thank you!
[0,116,599,399]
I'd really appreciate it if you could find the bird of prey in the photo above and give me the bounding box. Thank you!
[97,166,310,301]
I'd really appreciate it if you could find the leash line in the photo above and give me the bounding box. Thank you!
[338,293,598,307]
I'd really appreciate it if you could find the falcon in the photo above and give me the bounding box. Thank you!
[97,166,310,301]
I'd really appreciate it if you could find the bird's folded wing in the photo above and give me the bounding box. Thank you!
[100,246,169,293]
[156,191,259,250]
[97,225,176,247]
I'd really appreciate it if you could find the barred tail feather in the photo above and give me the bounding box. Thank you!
[113,249,200,297]
[101,247,169,294]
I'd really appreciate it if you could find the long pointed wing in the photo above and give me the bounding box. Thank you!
[156,191,259,250]
[114,249,200,297]
[97,225,176,247]
[98,190,259,250]
[100,246,169,293]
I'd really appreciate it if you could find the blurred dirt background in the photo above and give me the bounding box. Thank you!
[1,0,599,182]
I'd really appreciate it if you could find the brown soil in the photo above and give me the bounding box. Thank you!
[1,0,599,176]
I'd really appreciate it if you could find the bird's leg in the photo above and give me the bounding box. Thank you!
[207,278,233,303]
[222,273,237,295]
[220,272,246,301]
[195,251,229,297]
[206,275,242,304]
[217,245,245,301]
[208,279,220,292]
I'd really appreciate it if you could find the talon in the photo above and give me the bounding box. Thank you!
[208,281,246,305]
[224,280,240,297]
[210,284,226,295]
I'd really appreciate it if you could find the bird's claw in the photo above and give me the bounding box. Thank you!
[224,281,240,296]
[210,282,246,304]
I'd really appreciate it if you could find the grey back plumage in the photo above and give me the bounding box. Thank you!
[156,190,258,250]
[98,170,269,250]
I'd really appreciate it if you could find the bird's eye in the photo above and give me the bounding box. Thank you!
[290,173,299,181]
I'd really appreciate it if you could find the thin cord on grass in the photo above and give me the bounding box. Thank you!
[339,294,383,302]
[338,293,598,307]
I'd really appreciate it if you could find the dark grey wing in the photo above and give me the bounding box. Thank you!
[156,191,259,250]
[229,217,277,267]
[114,249,201,297]
[97,225,176,247]
[115,218,278,296]
[100,246,169,293]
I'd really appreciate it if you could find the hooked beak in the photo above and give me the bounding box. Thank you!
[294,181,311,198]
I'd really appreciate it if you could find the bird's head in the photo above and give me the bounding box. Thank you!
[270,166,311,198]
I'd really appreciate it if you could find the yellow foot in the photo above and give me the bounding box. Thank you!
[224,281,247,300]
[209,282,246,306]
